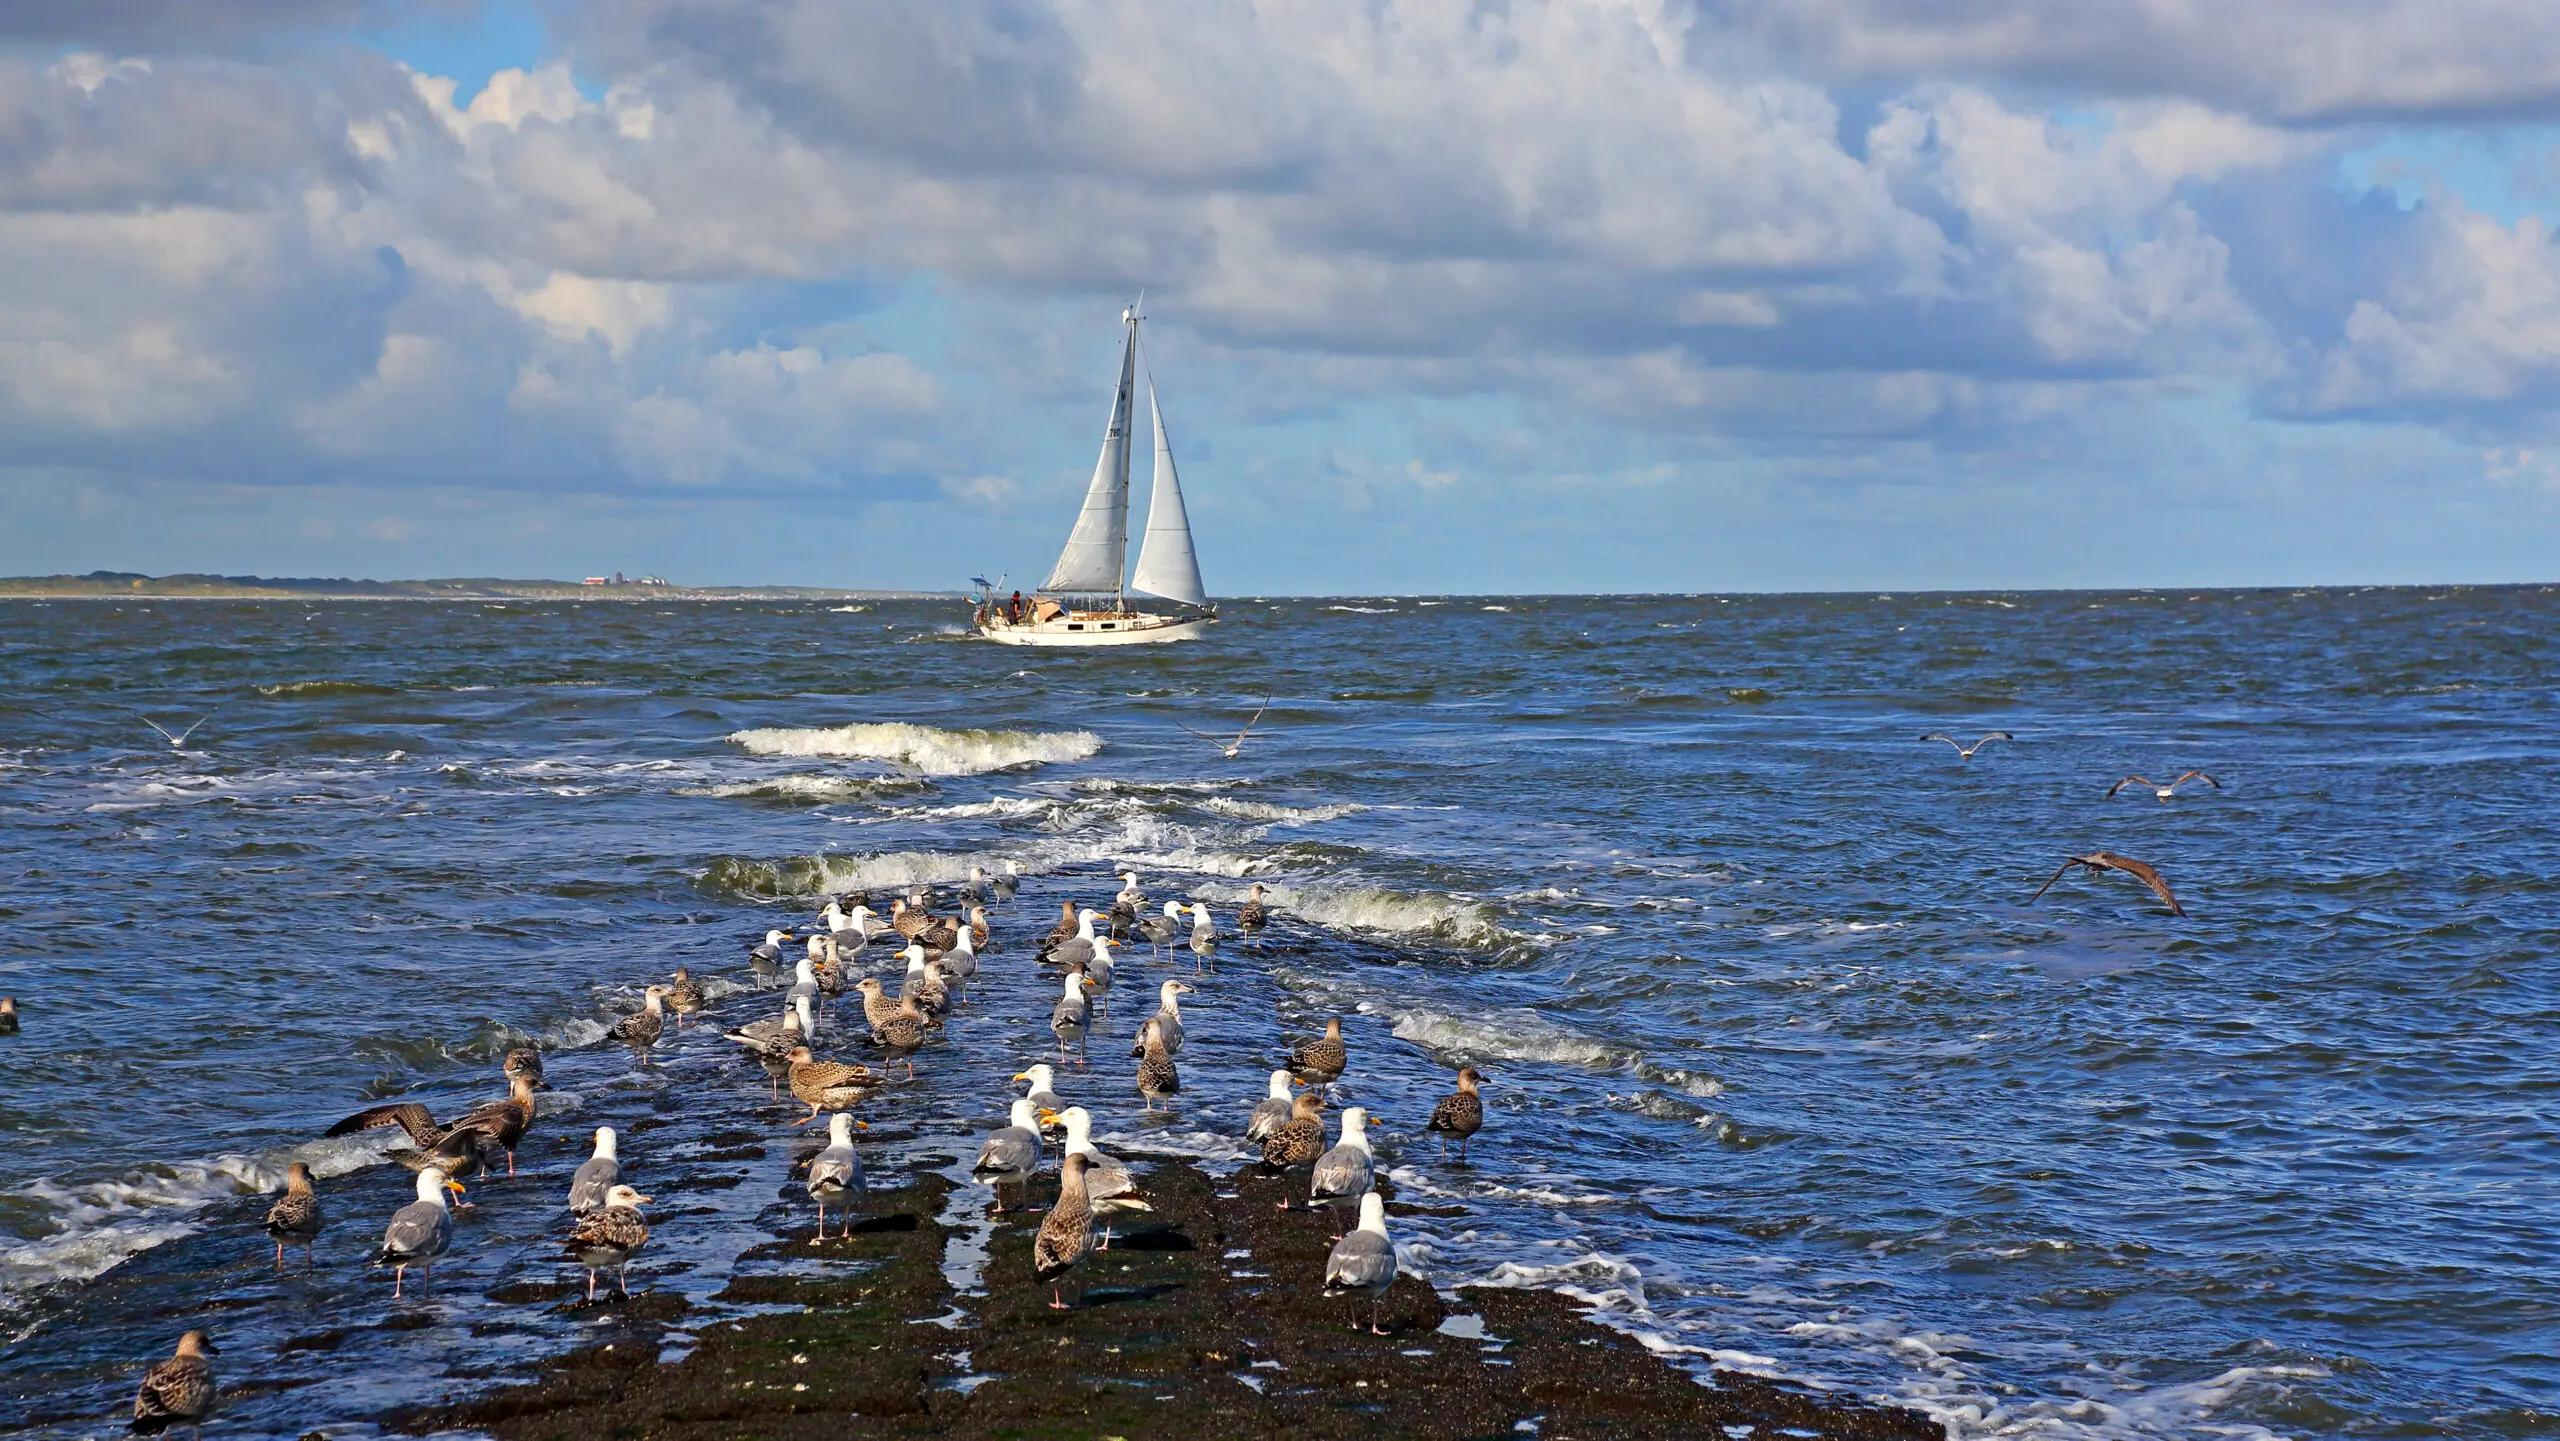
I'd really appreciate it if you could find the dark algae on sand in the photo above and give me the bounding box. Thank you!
[415,1158,1934,1440]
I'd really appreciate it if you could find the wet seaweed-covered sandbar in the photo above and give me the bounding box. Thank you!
[410,1155,1939,1441]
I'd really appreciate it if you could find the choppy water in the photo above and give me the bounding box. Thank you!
[1,589,2555,1438]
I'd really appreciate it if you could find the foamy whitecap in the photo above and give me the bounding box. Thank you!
[1390,1006,1634,1070]
[1196,798,1367,825]
[1198,880,1520,950]
[675,775,929,804]
[727,722,1101,776]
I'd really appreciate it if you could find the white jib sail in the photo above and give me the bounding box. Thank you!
[1043,317,1138,594]
[1129,378,1207,607]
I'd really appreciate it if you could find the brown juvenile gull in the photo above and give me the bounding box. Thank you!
[2031,852,2187,916]
[2106,770,2222,802]
[1045,1105,1150,1247]
[373,1166,462,1299]
[968,904,992,952]
[566,1127,620,1215]
[564,1183,651,1300]
[972,1097,1044,1213]
[1322,1192,1398,1334]
[261,1162,323,1269]
[724,997,811,1101]
[665,967,707,1024]
[1050,909,1100,973]
[1182,698,1270,759]
[901,951,948,1018]
[1034,1151,1097,1308]
[1261,1091,1328,1209]
[607,985,670,1050]
[1237,883,1270,934]
[327,1071,541,1176]
[1427,1067,1487,1158]
[1036,899,1077,960]
[1136,1017,1181,1111]
[804,1110,868,1243]
[870,995,932,1078]
[787,1046,882,1126]
[502,1047,546,1089]
[1050,968,1098,1065]
[855,973,906,1033]
[1130,980,1193,1057]
[131,1330,218,1437]
[1246,1069,1297,1142]
[1922,731,2015,759]
[1308,1106,1376,1234]
[1287,1017,1347,1093]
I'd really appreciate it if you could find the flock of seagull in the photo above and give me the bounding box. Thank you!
[1926,730,2224,915]
[113,861,1489,1433]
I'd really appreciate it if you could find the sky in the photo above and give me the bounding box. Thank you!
[4,1,2560,594]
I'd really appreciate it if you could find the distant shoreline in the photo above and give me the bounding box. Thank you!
[0,572,954,602]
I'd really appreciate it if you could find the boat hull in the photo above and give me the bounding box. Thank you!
[975,611,1214,646]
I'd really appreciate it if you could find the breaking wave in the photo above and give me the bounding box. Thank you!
[726,722,1101,777]
[675,775,932,804]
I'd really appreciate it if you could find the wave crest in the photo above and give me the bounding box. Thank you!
[726,722,1101,776]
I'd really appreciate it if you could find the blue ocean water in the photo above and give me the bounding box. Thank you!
[0,588,2553,1437]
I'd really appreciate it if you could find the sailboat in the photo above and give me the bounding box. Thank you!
[974,305,1215,646]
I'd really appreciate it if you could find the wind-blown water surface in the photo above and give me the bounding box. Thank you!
[0,589,2553,1437]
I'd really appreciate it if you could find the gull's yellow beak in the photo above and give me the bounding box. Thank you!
[1037,1108,1060,1123]
[631,1192,654,1205]
[1012,1071,1030,1081]
[446,1180,467,1197]
[857,1121,870,1130]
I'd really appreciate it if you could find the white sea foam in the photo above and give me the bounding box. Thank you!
[727,722,1102,777]
[1195,798,1367,825]
[1198,880,1522,950]
[1389,1006,1633,1070]
[675,775,927,803]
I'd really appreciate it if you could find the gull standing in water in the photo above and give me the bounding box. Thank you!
[1051,970,1098,1065]
[1050,909,1100,973]
[1246,1070,1297,1142]
[805,1111,867,1242]
[1287,1018,1347,1094]
[749,929,792,976]
[1922,731,2014,759]
[972,1097,1044,1213]
[725,998,811,1101]
[991,861,1020,902]
[262,1163,323,1269]
[2106,771,2222,802]
[1322,1193,1398,1334]
[1308,1108,1375,1236]
[1188,903,1217,972]
[1016,1064,1067,1139]
[665,967,706,1025]
[1237,883,1270,936]
[567,1128,620,1215]
[327,1071,541,1176]
[1130,980,1192,1057]
[1044,1106,1150,1246]
[1427,1068,1487,1158]
[131,1331,218,1436]
[1183,698,1270,759]
[563,1184,651,1300]
[1135,1017,1181,1111]
[1034,1153,1097,1308]
[1084,937,1117,1008]
[786,1046,882,1126]
[373,1167,463,1299]
[1140,900,1184,954]
[607,985,670,1052]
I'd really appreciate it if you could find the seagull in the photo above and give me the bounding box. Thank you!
[991,862,1020,903]
[1323,1193,1398,1334]
[567,1127,620,1215]
[805,1111,867,1243]
[1051,969,1098,1064]
[749,929,792,978]
[1427,1067,1486,1159]
[1015,1064,1067,1139]
[503,1047,546,1090]
[373,1166,463,1299]
[665,968,707,1024]
[1050,909,1099,973]
[142,715,213,751]
[973,1097,1045,1213]
[326,1072,541,1176]
[1183,698,1271,759]
[1034,1152,1097,1309]
[1084,937,1116,1006]
[1130,980,1193,1057]
[1044,1105,1150,1246]
[1237,883,1269,934]
[1187,904,1217,972]
[261,1162,323,1269]
[967,904,992,952]
[943,927,980,981]
[1135,1017,1181,1111]
[855,973,906,1033]
[1245,1070,1297,1142]
[1260,1092,1328,1209]
[131,1330,218,1437]
[2031,852,2186,916]
[723,999,809,1101]
[964,865,989,904]
[607,985,670,1051]
[2106,771,2222,802]
[1116,871,1146,912]
[1922,731,2014,760]
[786,1046,882,1126]
[563,1183,651,1301]
[1309,1108,1375,1235]
[1139,900,1184,952]
[1287,1017,1346,1094]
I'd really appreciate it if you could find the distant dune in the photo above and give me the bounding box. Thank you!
[0,571,951,601]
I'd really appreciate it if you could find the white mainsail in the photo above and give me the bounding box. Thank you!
[1043,313,1138,594]
[1129,378,1207,607]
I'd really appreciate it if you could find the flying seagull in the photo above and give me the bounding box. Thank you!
[2106,771,2221,802]
[143,715,213,750]
[2030,852,2185,916]
[1921,731,2013,759]
[1182,698,1271,759]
